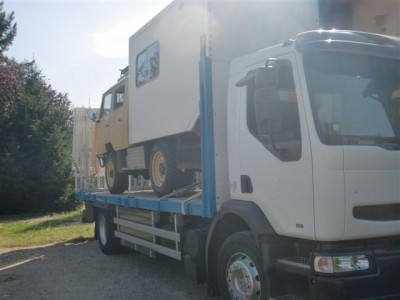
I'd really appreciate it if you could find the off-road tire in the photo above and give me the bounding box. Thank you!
[105,153,128,194]
[149,141,177,196]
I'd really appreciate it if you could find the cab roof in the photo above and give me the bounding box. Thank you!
[295,30,400,59]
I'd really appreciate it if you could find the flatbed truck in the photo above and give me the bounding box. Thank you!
[77,1,400,299]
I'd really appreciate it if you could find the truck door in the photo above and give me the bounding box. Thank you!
[237,54,315,240]
[96,92,112,155]
[109,81,128,151]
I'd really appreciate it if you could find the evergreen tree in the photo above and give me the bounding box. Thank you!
[0,57,22,121]
[0,0,17,56]
[0,61,75,213]
[0,0,19,152]
[0,2,75,214]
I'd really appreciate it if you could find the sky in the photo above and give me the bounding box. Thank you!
[3,0,173,108]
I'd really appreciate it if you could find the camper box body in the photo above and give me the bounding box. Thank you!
[127,0,319,202]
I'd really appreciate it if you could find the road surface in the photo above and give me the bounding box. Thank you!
[0,240,214,299]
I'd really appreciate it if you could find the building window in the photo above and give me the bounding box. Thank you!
[136,41,160,87]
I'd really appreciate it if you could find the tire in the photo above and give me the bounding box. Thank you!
[149,141,195,197]
[105,153,128,194]
[96,209,122,255]
[217,231,267,300]
[150,141,192,197]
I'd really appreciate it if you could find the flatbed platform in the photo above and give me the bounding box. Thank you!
[75,190,205,217]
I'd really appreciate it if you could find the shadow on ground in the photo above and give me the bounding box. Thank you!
[0,241,213,300]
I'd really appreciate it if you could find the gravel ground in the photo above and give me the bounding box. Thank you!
[0,240,216,300]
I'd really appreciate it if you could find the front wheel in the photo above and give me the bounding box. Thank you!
[105,153,128,194]
[217,231,267,300]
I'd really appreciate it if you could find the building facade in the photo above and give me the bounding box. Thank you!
[72,107,105,191]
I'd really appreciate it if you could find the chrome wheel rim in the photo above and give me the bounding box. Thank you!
[226,253,261,300]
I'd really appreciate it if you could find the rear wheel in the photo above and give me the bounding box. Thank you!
[96,209,122,255]
[149,141,193,196]
[105,153,128,194]
[217,231,267,299]
[149,142,176,196]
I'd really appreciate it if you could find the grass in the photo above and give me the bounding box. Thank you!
[0,207,94,249]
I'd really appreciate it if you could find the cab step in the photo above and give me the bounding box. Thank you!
[276,256,311,276]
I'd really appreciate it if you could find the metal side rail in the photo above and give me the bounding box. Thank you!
[115,231,181,260]
[75,190,205,217]
[114,206,182,260]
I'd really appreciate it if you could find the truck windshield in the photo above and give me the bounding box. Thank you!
[304,51,400,149]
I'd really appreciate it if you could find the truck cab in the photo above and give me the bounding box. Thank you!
[97,74,129,155]
[220,30,400,299]
[95,71,129,193]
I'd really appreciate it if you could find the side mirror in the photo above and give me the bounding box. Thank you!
[236,69,256,87]
[87,109,97,122]
[236,59,280,88]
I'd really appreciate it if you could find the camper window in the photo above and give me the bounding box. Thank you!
[136,41,160,87]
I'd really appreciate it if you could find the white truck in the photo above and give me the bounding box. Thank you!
[79,0,400,299]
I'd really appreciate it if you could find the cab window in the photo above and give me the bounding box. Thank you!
[246,60,302,161]
[100,93,112,118]
[114,85,125,109]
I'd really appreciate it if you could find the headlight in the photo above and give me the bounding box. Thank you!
[314,255,370,274]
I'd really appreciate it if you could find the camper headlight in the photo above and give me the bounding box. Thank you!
[314,255,370,274]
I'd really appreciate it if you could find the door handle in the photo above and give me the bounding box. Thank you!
[240,175,253,194]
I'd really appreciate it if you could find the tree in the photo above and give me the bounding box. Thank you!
[0,2,19,118]
[0,0,17,56]
[0,61,75,214]
[0,57,23,117]
[0,3,75,214]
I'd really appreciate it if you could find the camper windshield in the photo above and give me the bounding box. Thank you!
[304,51,400,149]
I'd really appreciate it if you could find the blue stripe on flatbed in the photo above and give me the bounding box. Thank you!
[75,191,205,217]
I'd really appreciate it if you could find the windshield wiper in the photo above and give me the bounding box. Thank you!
[374,137,400,150]
[356,136,400,150]
[324,135,400,150]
